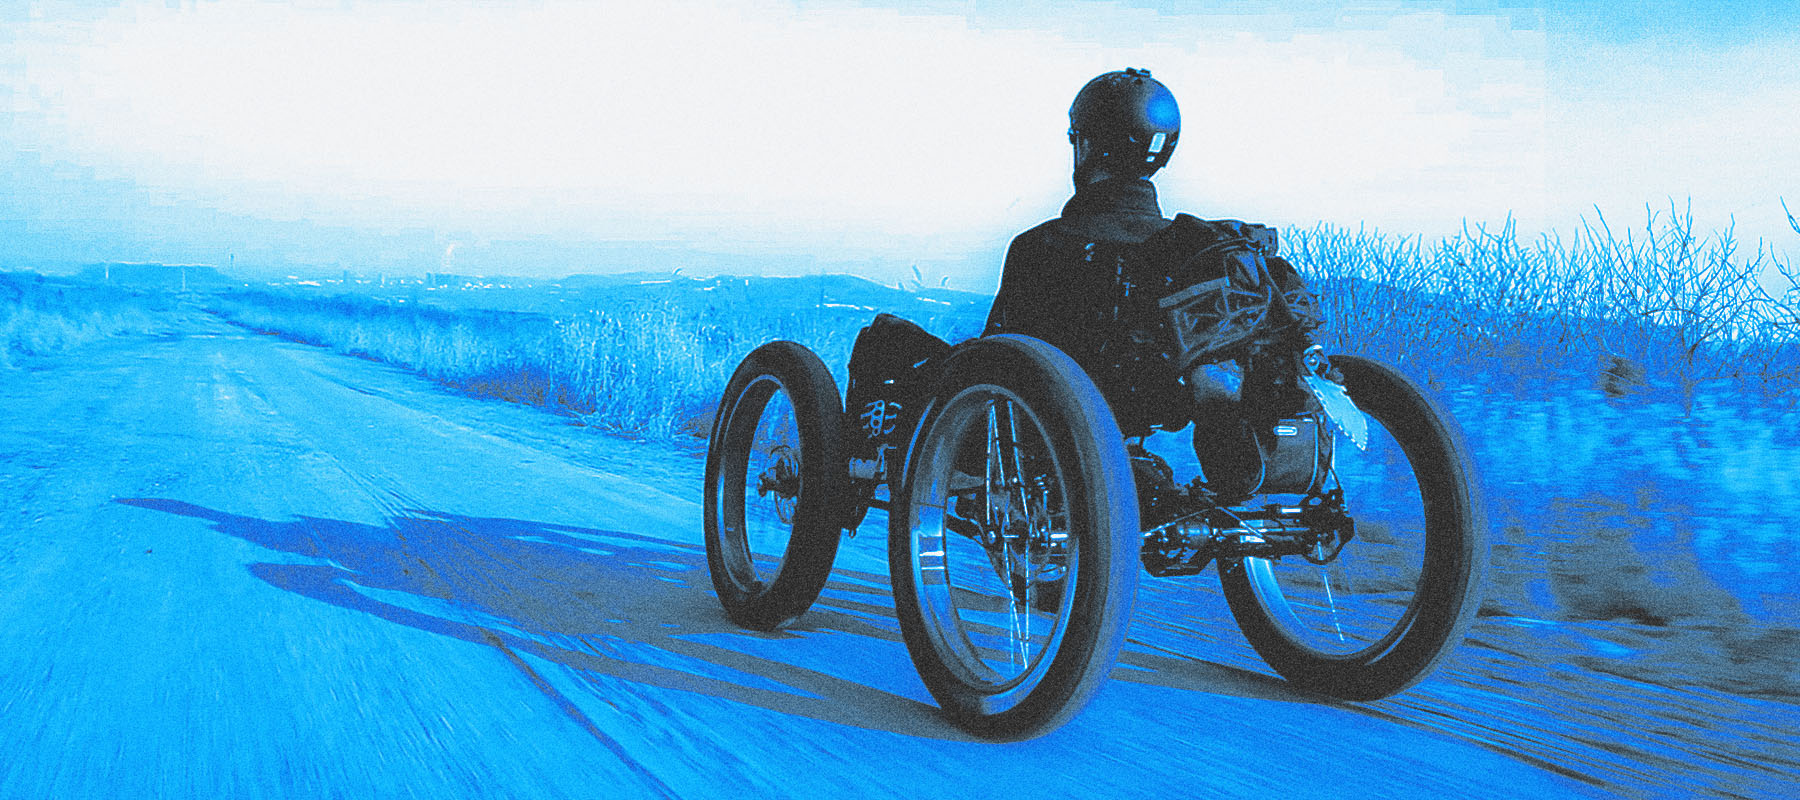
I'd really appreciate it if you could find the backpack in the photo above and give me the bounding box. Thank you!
[1124,213,1321,374]
[1075,214,1321,434]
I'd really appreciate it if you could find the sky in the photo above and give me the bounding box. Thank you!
[1,0,1796,288]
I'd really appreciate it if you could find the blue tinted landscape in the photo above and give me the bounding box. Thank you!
[8,0,1799,795]
[14,209,1798,679]
[4,210,1797,796]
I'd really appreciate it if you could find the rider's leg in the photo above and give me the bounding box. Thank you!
[1188,361,1262,498]
[845,313,952,463]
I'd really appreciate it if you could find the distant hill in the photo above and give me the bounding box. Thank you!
[372,270,993,342]
[553,271,991,311]
[76,262,235,289]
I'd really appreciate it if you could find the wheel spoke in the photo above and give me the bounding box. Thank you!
[917,388,1077,685]
[1239,412,1428,655]
[1221,354,1484,701]
[887,334,1138,738]
[1320,567,1346,644]
[703,341,845,632]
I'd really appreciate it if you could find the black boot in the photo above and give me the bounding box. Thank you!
[1191,406,1261,499]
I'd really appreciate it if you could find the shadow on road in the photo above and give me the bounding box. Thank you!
[117,497,1315,742]
[117,497,964,740]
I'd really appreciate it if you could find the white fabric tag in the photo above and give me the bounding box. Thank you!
[1303,374,1369,451]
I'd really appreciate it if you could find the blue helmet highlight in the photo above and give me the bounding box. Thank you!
[1069,68,1181,178]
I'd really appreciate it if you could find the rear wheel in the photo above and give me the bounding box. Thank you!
[889,335,1138,739]
[1220,354,1486,700]
[704,341,847,631]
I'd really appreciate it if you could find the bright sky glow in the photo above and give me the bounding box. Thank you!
[2,0,1796,285]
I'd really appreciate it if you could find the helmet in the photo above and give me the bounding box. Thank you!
[1068,67,1180,179]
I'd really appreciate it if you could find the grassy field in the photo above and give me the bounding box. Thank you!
[1291,204,1800,400]
[0,272,180,369]
[207,275,988,438]
[207,207,1800,435]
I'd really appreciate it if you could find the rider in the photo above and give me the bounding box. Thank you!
[985,67,1179,349]
[847,68,1281,495]
[985,68,1254,486]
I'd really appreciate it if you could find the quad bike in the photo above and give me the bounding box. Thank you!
[702,222,1488,740]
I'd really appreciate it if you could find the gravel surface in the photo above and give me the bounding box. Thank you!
[0,316,1787,798]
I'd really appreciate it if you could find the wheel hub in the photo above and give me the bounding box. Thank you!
[755,444,802,523]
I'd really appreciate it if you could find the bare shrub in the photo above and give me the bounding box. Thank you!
[206,286,976,440]
[205,200,1800,435]
[0,273,170,364]
[1287,201,1800,404]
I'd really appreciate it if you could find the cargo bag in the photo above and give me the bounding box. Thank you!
[1129,213,1322,373]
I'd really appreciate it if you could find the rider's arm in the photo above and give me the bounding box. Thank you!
[984,234,1054,339]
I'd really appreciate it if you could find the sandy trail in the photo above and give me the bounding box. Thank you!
[0,316,1783,798]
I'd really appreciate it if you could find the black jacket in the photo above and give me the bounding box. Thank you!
[984,176,1172,355]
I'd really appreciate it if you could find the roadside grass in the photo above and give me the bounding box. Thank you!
[207,287,979,438]
[1292,202,1800,402]
[0,272,175,368]
[209,203,1799,435]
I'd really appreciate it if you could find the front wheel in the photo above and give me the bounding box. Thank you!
[1220,354,1487,700]
[703,341,847,631]
[889,335,1139,740]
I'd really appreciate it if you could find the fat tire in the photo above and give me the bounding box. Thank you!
[1220,355,1487,700]
[889,334,1139,740]
[703,341,846,631]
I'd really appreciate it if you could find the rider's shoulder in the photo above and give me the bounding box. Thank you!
[1006,217,1085,255]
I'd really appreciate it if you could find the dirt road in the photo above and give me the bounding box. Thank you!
[0,315,1778,798]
